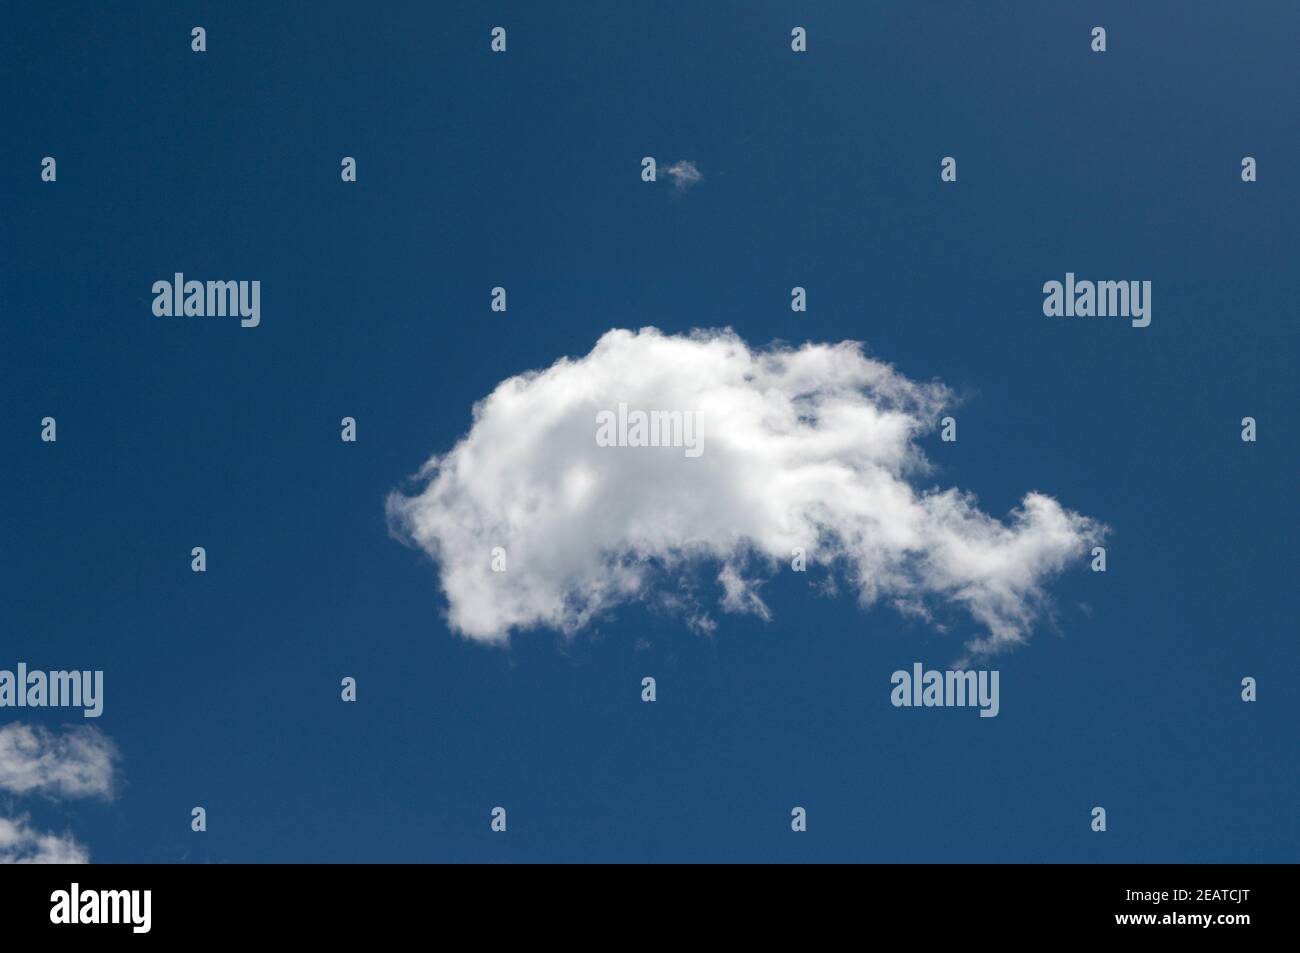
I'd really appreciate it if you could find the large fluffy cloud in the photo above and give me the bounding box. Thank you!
[388,328,1104,656]
[0,724,119,864]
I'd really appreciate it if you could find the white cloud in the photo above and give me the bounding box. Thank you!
[0,724,119,863]
[388,327,1104,656]
[662,160,702,191]
[0,724,118,799]
[0,815,89,864]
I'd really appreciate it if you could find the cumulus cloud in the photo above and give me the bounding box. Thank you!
[0,814,89,864]
[662,160,702,191]
[0,724,119,864]
[388,327,1104,657]
[0,724,118,799]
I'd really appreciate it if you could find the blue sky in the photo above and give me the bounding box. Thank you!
[1,1,1296,863]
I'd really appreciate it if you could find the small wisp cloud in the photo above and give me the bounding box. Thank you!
[662,160,703,191]
[388,328,1104,656]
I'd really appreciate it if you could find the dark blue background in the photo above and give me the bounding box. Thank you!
[2,2,1295,862]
